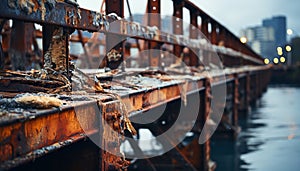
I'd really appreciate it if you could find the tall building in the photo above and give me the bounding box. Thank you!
[263,16,287,47]
[240,16,287,60]
[240,26,275,58]
[291,37,300,65]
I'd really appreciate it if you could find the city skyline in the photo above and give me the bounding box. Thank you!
[77,0,300,37]
[240,16,287,60]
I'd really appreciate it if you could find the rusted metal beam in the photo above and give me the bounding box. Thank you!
[147,0,161,28]
[237,74,247,112]
[0,19,7,70]
[202,77,212,171]
[147,0,162,68]
[0,101,100,168]
[106,0,124,17]
[9,21,35,70]
[218,26,226,46]
[232,74,239,136]
[43,27,69,72]
[0,1,263,66]
[124,42,131,68]
[189,11,199,66]
[101,100,130,171]
[0,0,264,66]
[0,2,173,49]
[0,65,271,170]
[172,0,184,59]
[181,0,263,61]
[201,17,211,67]
[0,2,93,31]
[201,17,209,40]
[0,42,4,70]
[1,21,10,53]
[0,132,98,171]
[211,23,218,45]
[103,0,125,70]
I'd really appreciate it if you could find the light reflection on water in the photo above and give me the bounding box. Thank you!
[211,86,300,171]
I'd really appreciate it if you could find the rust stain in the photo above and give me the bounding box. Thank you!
[44,27,67,71]
[0,122,23,162]
[7,0,56,20]
[100,100,134,170]
[180,81,188,106]
[0,144,13,162]
[0,101,98,163]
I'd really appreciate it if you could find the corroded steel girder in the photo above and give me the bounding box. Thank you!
[0,101,101,169]
[0,65,271,170]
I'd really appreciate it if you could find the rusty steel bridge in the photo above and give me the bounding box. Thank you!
[0,0,271,171]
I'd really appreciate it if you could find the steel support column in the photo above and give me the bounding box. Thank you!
[9,21,35,70]
[226,32,233,50]
[201,17,210,67]
[173,0,184,59]
[106,0,124,16]
[43,26,69,74]
[246,72,251,107]
[218,27,226,46]
[232,74,239,134]
[201,17,209,39]
[147,0,161,68]
[105,0,124,70]
[0,42,4,70]
[202,77,212,171]
[0,20,7,70]
[211,23,218,45]
[189,11,199,66]
[124,42,131,68]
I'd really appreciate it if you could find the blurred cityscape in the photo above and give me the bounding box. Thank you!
[239,16,300,66]
[131,14,300,67]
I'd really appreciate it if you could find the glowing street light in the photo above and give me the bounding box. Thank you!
[286,45,292,52]
[287,29,293,35]
[240,37,247,44]
[277,47,283,52]
[273,57,279,64]
[280,56,286,63]
[277,47,283,56]
[264,58,270,65]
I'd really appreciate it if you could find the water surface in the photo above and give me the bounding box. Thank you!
[211,86,300,171]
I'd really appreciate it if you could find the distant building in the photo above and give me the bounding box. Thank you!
[263,16,287,48]
[240,26,275,58]
[240,16,287,60]
[291,37,300,65]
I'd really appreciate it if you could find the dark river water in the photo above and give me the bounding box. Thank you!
[211,86,300,171]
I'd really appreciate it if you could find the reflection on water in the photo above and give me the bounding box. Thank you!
[211,86,300,171]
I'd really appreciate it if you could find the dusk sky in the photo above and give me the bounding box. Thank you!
[77,0,300,37]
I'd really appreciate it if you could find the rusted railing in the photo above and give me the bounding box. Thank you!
[0,0,263,72]
[0,1,271,171]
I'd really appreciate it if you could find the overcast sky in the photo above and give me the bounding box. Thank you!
[77,0,300,37]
